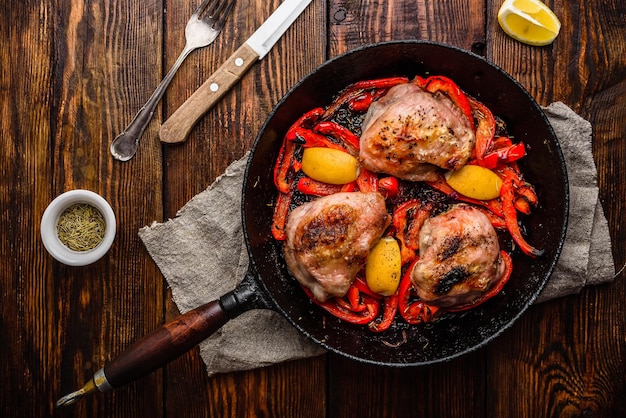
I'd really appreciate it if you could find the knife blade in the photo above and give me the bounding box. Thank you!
[159,0,314,144]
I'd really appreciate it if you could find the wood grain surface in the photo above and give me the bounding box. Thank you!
[1,0,624,417]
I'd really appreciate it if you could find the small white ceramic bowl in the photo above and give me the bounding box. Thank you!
[41,189,116,266]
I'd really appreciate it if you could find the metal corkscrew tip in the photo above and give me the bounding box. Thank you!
[55,368,113,407]
[56,380,97,407]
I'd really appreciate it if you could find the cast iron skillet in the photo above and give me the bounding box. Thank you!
[79,41,569,394]
[240,40,569,365]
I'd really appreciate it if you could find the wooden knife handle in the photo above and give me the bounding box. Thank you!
[159,43,259,144]
[103,299,229,388]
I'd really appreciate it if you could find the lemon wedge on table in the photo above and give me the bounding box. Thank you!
[497,0,561,46]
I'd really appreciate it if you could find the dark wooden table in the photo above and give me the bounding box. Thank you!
[2,0,625,416]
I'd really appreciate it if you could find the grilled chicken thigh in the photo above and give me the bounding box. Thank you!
[359,82,475,181]
[411,204,505,308]
[284,192,390,301]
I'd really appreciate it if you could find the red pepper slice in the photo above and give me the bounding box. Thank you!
[378,176,399,199]
[288,127,350,153]
[368,293,398,333]
[273,139,297,194]
[398,261,439,324]
[501,177,544,257]
[348,89,388,112]
[514,197,531,215]
[345,285,364,311]
[286,107,324,137]
[353,276,383,300]
[323,76,409,118]
[271,188,293,241]
[348,76,411,91]
[302,285,380,325]
[479,142,526,169]
[476,206,507,229]
[274,108,324,194]
[313,121,360,155]
[423,75,475,131]
[446,251,513,312]
[468,96,496,161]
[413,75,428,88]
[392,199,432,265]
[296,177,344,196]
[356,168,379,193]
[347,91,375,112]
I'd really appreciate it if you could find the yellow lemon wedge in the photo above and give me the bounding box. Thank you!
[301,147,359,185]
[366,237,402,296]
[497,0,561,46]
[445,165,503,200]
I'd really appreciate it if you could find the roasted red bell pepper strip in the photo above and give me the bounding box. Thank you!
[476,206,507,229]
[348,76,411,91]
[348,91,374,112]
[514,197,531,215]
[413,75,428,88]
[468,96,496,160]
[423,75,475,131]
[287,127,350,153]
[500,177,544,257]
[297,177,345,196]
[323,76,410,118]
[368,293,399,333]
[378,176,399,199]
[274,108,324,193]
[517,183,538,206]
[302,285,380,325]
[356,168,379,193]
[346,285,363,311]
[398,262,439,324]
[392,199,432,265]
[273,139,297,194]
[479,142,526,169]
[313,121,360,155]
[353,276,383,300]
[348,89,388,112]
[357,171,378,193]
[446,251,513,312]
[286,107,324,136]
[271,188,293,241]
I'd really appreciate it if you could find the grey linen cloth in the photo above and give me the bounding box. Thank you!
[139,102,614,376]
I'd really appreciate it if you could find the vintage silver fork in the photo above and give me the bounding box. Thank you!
[110,0,235,162]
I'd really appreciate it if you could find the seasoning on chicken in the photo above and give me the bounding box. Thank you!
[359,82,475,181]
[283,192,391,302]
[411,204,506,308]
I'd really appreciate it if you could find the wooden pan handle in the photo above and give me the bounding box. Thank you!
[159,43,259,144]
[103,299,228,388]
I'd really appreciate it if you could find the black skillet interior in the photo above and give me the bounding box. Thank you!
[242,40,569,366]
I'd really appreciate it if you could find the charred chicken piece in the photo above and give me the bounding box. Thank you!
[411,204,506,308]
[284,192,390,302]
[359,82,475,181]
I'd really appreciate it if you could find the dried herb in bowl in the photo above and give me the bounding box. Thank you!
[56,203,106,251]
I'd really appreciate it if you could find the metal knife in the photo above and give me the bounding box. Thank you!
[159,0,314,144]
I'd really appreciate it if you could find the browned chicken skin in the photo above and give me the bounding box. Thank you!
[411,204,506,308]
[283,192,390,301]
[359,82,475,181]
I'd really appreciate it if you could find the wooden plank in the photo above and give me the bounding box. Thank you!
[0,1,56,416]
[325,1,488,417]
[328,0,485,54]
[49,0,165,416]
[485,0,626,416]
[160,1,328,416]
